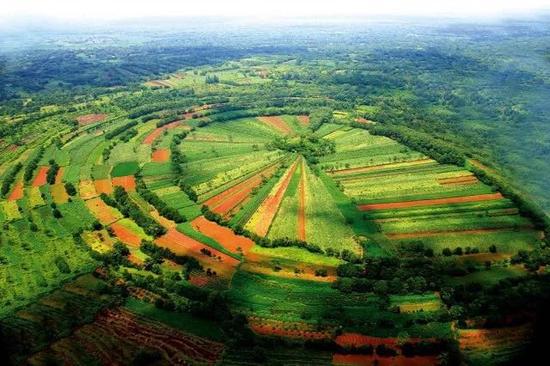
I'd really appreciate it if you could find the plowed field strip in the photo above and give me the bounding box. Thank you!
[358,193,503,211]
[329,158,433,176]
[257,116,293,135]
[387,226,535,239]
[297,159,306,241]
[253,159,299,237]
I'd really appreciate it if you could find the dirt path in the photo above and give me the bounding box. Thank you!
[297,158,306,241]
[358,192,503,211]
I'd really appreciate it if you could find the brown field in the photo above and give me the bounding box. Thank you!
[257,116,293,135]
[54,167,64,184]
[297,159,306,241]
[85,197,121,225]
[191,216,254,254]
[249,317,331,340]
[386,226,534,240]
[297,115,310,126]
[459,324,532,352]
[7,181,23,201]
[79,180,98,199]
[94,178,113,195]
[144,79,172,88]
[358,193,504,211]
[330,159,433,176]
[151,148,170,162]
[332,354,438,366]
[76,113,107,126]
[155,228,240,269]
[438,175,478,185]
[32,166,49,187]
[28,308,224,366]
[204,162,279,216]
[355,117,376,125]
[143,120,183,145]
[240,260,337,282]
[110,222,142,247]
[112,175,136,191]
[50,184,69,204]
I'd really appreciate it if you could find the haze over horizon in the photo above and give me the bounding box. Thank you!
[2,0,550,22]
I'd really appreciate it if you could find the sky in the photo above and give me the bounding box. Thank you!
[1,0,550,21]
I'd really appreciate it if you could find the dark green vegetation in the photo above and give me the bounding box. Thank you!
[1,17,550,366]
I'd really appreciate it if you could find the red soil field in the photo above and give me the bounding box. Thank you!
[155,228,240,267]
[76,113,107,126]
[297,160,306,241]
[85,198,120,225]
[151,148,170,162]
[143,120,182,145]
[254,159,299,237]
[94,178,113,195]
[297,115,310,126]
[191,216,255,254]
[7,181,23,201]
[330,159,433,176]
[204,162,279,215]
[257,116,293,135]
[332,354,438,366]
[111,175,136,191]
[54,167,64,184]
[358,193,504,211]
[386,226,534,240]
[110,222,142,247]
[32,166,49,187]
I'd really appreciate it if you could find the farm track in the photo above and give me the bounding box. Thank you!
[358,193,504,211]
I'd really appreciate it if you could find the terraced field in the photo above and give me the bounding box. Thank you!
[322,126,542,254]
[1,58,546,365]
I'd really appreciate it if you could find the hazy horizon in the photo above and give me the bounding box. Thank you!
[2,0,550,22]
